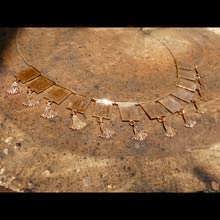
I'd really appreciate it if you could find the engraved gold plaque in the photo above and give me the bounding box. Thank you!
[177,78,198,92]
[117,102,140,122]
[16,67,41,83]
[66,94,91,114]
[171,87,195,103]
[27,76,54,94]
[140,102,169,120]
[158,95,185,114]
[44,85,72,105]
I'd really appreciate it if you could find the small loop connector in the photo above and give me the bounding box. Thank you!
[41,100,58,119]
[179,109,196,128]
[7,81,20,95]
[70,111,87,130]
[22,88,39,107]
[157,116,176,137]
[97,117,114,139]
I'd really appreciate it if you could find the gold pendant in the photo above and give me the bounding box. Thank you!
[70,111,87,130]
[158,117,176,137]
[97,117,114,139]
[178,109,196,128]
[129,121,148,141]
[41,101,58,119]
[22,89,39,107]
[7,81,20,95]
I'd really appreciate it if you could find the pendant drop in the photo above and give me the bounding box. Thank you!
[179,109,196,128]
[158,117,176,137]
[7,81,20,95]
[41,101,58,119]
[70,111,87,130]
[22,89,39,107]
[97,117,114,139]
[129,121,148,141]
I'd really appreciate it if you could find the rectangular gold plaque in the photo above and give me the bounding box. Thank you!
[92,102,112,120]
[117,102,140,122]
[179,69,197,81]
[140,102,170,119]
[158,95,185,114]
[177,78,197,92]
[27,76,54,94]
[179,66,194,72]
[171,87,195,103]
[66,94,91,113]
[16,67,41,83]
[44,85,72,105]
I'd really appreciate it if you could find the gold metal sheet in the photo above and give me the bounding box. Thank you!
[177,78,198,92]
[171,87,195,103]
[179,66,194,71]
[66,94,91,113]
[117,102,140,122]
[158,95,184,114]
[140,102,170,119]
[16,67,41,83]
[179,69,197,81]
[44,85,72,105]
[27,76,54,94]
[92,102,112,120]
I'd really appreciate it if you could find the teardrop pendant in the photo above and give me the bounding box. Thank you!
[41,101,58,119]
[158,117,176,137]
[7,81,20,95]
[129,121,148,141]
[97,117,115,139]
[70,111,87,130]
[179,109,196,128]
[22,89,39,107]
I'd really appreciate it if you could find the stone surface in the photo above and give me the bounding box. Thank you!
[0,28,220,192]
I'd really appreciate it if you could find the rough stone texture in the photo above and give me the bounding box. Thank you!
[0,28,220,192]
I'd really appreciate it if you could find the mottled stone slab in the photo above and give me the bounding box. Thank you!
[140,102,170,119]
[117,102,140,122]
[171,87,195,103]
[16,67,41,83]
[66,94,91,113]
[158,95,185,114]
[27,76,55,94]
[177,78,198,92]
[44,85,72,105]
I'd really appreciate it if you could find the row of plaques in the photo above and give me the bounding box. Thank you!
[7,65,203,140]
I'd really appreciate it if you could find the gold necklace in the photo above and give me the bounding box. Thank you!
[7,30,204,141]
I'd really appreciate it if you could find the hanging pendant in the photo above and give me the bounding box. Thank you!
[157,117,176,137]
[70,111,87,130]
[117,102,147,140]
[41,101,58,119]
[7,81,20,95]
[129,121,148,141]
[92,99,115,139]
[66,94,91,131]
[178,109,196,128]
[97,117,114,139]
[22,89,39,107]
